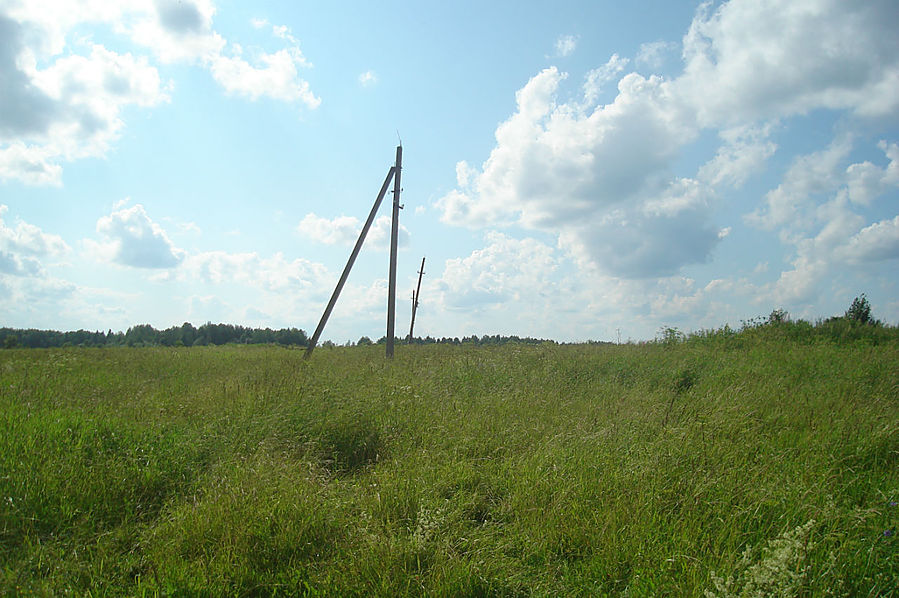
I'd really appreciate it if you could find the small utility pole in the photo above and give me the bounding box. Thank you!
[408,256,425,341]
[386,145,402,358]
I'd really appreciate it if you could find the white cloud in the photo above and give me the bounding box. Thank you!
[358,70,378,87]
[0,204,70,258]
[0,204,70,276]
[745,134,899,309]
[130,0,225,64]
[0,0,320,184]
[435,232,557,310]
[0,204,81,325]
[677,0,899,126]
[698,124,777,188]
[87,202,185,268]
[436,66,708,278]
[554,34,578,58]
[368,215,410,250]
[582,54,629,105]
[177,250,330,293]
[837,215,899,263]
[298,213,360,245]
[846,141,899,206]
[298,213,409,250]
[746,137,851,232]
[0,20,169,185]
[636,40,676,69]
[436,0,899,309]
[209,45,319,106]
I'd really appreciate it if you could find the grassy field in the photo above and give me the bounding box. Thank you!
[1,328,897,596]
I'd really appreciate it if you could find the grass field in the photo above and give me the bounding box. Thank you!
[1,327,897,595]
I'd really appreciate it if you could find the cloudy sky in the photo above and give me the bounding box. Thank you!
[2,0,898,343]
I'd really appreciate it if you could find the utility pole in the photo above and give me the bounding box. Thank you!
[408,256,425,341]
[305,166,396,359]
[386,145,402,358]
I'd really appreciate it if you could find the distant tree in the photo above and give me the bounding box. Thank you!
[845,294,873,325]
[125,324,157,346]
[4,334,19,349]
[768,309,789,324]
[357,336,373,346]
[658,326,685,345]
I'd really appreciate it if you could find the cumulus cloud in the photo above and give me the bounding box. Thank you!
[0,204,70,276]
[298,213,360,245]
[747,136,899,308]
[677,0,899,126]
[87,202,185,268]
[0,1,320,184]
[0,204,78,324]
[582,54,629,104]
[846,141,899,206]
[209,45,319,106]
[132,4,320,107]
[746,137,852,231]
[837,215,899,263]
[437,0,899,281]
[436,66,706,278]
[0,21,168,185]
[554,35,578,58]
[298,213,410,250]
[131,0,224,63]
[635,40,676,69]
[435,232,557,310]
[698,124,777,188]
[176,250,330,293]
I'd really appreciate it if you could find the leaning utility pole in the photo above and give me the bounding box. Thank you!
[304,146,403,360]
[305,161,397,359]
[408,257,425,341]
[386,145,402,358]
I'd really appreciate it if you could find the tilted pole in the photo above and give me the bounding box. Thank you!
[305,166,396,358]
[386,145,402,358]
[408,256,425,341]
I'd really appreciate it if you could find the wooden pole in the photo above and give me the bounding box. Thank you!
[305,166,396,358]
[386,145,402,358]
[408,256,425,341]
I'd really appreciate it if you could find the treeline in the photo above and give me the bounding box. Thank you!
[0,322,308,349]
[0,323,552,350]
[355,334,552,347]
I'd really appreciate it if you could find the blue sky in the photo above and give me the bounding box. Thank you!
[2,0,898,343]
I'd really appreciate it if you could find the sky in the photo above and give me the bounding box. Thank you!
[1,0,898,344]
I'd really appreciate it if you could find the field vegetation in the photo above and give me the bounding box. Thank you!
[1,313,897,595]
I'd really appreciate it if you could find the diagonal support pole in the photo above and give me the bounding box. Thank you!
[305,166,396,358]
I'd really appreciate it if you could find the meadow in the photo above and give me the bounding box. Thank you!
[1,324,897,596]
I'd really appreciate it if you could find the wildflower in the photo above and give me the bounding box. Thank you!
[884,529,894,538]
[889,501,897,507]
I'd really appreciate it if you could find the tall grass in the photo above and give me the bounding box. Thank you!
[1,331,896,595]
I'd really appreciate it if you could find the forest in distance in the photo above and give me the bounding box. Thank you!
[1,294,894,350]
[0,322,553,350]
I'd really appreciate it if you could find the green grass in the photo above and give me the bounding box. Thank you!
[1,333,897,596]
